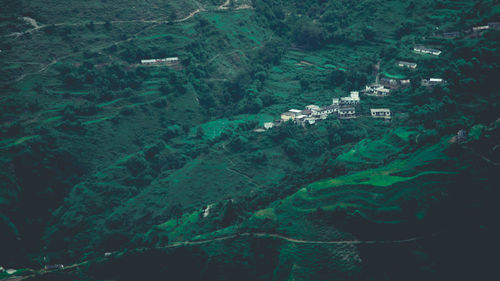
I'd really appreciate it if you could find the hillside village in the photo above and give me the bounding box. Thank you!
[259,45,440,130]
[134,22,500,134]
[257,21,500,131]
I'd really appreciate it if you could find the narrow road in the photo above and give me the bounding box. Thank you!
[3,230,439,280]
[5,21,161,84]
[3,3,253,84]
[2,1,252,39]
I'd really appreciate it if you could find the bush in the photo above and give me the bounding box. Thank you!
[124,155,149,177]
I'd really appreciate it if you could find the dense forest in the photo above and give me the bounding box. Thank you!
[1,0,499,280]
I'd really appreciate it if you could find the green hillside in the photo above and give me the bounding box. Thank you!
[1,0,499,280]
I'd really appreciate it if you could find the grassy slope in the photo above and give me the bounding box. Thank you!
[135,132,456,280]
[1,0,499,279]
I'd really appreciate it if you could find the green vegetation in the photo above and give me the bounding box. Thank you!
[1,0,499,280]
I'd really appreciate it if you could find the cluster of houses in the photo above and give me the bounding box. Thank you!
[259,40,455,131]
[261,89,395,130]
[140,57,179,65]
[259,88,392,131]
[257,38,460,132]
[360,77,411,96]
[262,91,361,130]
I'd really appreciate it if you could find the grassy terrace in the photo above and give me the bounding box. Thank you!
[154,132,457,244]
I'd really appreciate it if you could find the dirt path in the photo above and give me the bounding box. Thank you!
[3,1,253,39]
[3,2,254,84]
[218,0,231,10]
[5,21,161,84]
[173,8,204,23]
[5,230,439,280]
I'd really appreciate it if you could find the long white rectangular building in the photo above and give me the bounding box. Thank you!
[141,57,179,65]
[414,45,442,56]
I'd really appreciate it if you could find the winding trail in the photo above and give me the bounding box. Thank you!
[5,20,163,84]
[2,1,251,39]
[2,2,254,85]
[4,231,440,280]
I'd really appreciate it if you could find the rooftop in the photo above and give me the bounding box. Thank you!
[429,78,444,82]
[339,107,355,111]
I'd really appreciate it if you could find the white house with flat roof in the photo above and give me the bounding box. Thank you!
[264,122,275,130]
[281,109,303,122]
[338,107,356,119]
[340,91,360,105]
[421,78,446,87]
[280,112,295,122]
[398,61,417,69]
[370,108,392,119]
[306,105,321,111]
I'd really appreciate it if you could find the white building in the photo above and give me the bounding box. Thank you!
[398,61,417,69]
[421,78,446,87]
[280,112,295,122]
[363,84,390,96]
[141,57,179,65]
[305,117,317,125]
[340,91,360,105]
[281,109,302,122]
[472,25,489,32]
[318,105,337,115]
[306,105,321,111]
[6,269,16,275]
[338,108,356,119]
[370,108,392,119]
[414,45,442,56]
[264,122,275,130]
[401,79,411,87]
